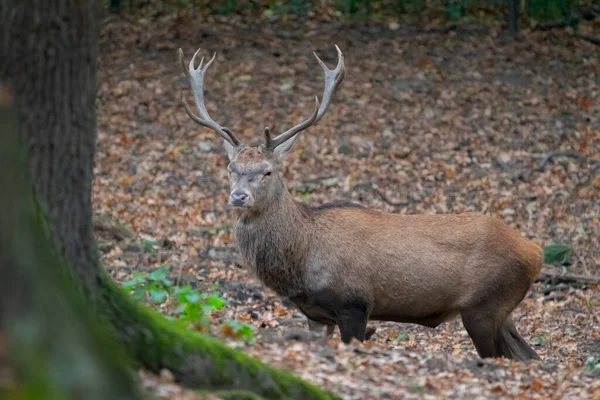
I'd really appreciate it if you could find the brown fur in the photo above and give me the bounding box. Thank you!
[234,146,267,165]
[228,146,542,361]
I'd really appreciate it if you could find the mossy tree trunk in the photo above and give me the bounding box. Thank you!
[0,85,141,399]
[0,1,339,399]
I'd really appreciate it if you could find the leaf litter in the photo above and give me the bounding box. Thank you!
[95,11,599,400]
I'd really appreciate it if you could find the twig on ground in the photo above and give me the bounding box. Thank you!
[93,214,136,241]
[135,249,144,270]
[537,265,600,284]
[576,33,600,46]
[515,151,600,180]
[533,151,588,172]
[543,293,567,303]
[542,283,576,295]
[561,307,587,314]
[353,347,394,357]
[576,251,590,276]
[176,260,185,287]
[104,265,133,273]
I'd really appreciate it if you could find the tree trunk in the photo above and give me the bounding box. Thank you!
[110,0,121,14]
[0,1,338,399]
[507,0,520,38]
[0,84,141,399]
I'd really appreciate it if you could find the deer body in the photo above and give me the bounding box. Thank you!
[179,46,543,361]
[233,174,542,335]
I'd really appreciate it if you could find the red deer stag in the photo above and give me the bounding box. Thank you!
[178,46,542,361]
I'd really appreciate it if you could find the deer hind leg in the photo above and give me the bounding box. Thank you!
[496,317,540,361]
[461,304,540,361]
[460,307,506,359]
[461,274,539,361]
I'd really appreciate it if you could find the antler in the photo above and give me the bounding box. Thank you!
[179,48,241,147]
[266,45,345,151]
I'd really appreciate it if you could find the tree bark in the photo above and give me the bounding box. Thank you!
[507,0,520,38]
[0,1,338,399]
[1,0,102,300]
[0,84,140,399]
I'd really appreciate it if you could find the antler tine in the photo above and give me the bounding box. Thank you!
[264,127,272,149]
[181,92,231,138]
[178,48,240,147]
[267,97,320,149]
[312,44,345,122]
[268,45,345,151]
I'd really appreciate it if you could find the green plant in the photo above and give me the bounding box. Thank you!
[408,384,425,393]
[146,265,173,303]
[444,0,466,20]
[532,334,548,347]
[393,0,425,14]
[142,238,158,254]
[121,266,254,341]
[221,320,256,343]
[122,265,172,303]
[172,285,227,328]
[543,244,572,266]
[260,0,311,17]
[216,0,238,15]
[528,0,566,21]
[584,356,600,374]
[299,190,312,201]
[122,272,150,301]
[337,0,373,16]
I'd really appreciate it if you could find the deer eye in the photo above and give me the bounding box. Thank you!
[264,171,272,177]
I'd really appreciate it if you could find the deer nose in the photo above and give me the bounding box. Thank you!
[229,191,249,207]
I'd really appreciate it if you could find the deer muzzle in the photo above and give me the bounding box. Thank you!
[229,190,253,207]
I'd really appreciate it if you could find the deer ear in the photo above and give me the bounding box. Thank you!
[223,139,237,161]
[273,135,299,159]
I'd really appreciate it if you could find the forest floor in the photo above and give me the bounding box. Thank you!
[94,10,600,400]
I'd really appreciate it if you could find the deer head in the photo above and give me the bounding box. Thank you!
[179,46,345,210]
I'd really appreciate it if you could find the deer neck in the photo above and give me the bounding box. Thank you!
[233,184,311,297]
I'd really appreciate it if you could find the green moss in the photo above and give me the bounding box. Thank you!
[96,271,339,399]
[196,389,267,400]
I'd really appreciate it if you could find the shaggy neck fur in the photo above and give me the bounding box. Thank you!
[233,177,311,297]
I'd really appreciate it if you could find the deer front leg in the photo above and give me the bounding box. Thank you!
[309,318,375,342]
[336,303,368,344]
[365,325,377,340]
[307,318,335,342]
